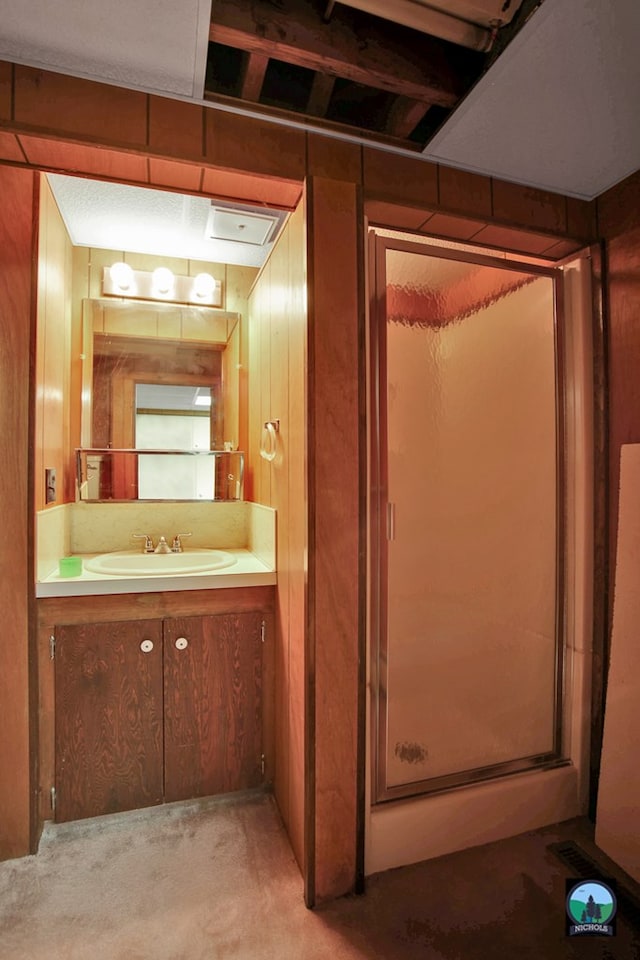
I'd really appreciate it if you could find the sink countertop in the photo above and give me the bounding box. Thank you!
[36,548,276,598]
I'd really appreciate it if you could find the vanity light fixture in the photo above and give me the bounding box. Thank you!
[109,261,135,292]
[193,272,217,299]
[103,264,222,307]
[152,266,175,296]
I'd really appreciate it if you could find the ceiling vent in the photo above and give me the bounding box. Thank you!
[205,205,280,246]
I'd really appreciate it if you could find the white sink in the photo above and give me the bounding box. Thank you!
[84,549,237,577]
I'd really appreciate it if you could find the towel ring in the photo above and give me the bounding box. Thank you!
[260,420,279,462]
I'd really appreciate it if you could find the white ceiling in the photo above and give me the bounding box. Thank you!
[2,0,640,201]
[47,174,287,268]
[424,0,640,200]
[0,0,212,98]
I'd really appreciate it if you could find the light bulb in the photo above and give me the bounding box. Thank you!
[152,267,174,295]
[110,261,134,291]
[193,272,216,299]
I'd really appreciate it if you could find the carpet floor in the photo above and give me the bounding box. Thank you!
[0,790,638,959]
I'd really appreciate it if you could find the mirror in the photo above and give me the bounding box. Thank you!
[78,298,243,501]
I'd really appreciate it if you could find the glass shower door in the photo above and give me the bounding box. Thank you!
[372,235,565,801]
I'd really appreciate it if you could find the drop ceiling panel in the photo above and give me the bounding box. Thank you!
[47,174,286,268]
[424,0,640,200]
[0,0,212,98]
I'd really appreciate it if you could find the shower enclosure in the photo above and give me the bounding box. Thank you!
[370,233,567,802]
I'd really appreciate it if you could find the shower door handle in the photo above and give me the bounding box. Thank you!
[386,502,396,541]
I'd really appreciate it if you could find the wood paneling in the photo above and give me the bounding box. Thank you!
[598,167,640,239]
[201,165,302,208]
[539,237,586,260]
[363,147,438,208]
[247,201,307,871]
[307,134,361,183]
[55,619,164,822]
[270,222,292,843]
[0,131,24,162]
[149,157,203,192]
[0,61,11,119]
[470,223,559,256]
[307,177,362,903]
[148,96,204,160]
[492,179,567,234]
[600,201,640,622]
[285,201,307,869]
[420,211,487,241]
[0,165,36,860]
[567,196,597,242]
[19,135,149,183]
[438,166,492,219]
[14,67,147,146]
[205,110,306,182]
[35,177,73,511]
[365,199,430,231]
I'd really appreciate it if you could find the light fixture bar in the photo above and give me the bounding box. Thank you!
[103,266,223,307]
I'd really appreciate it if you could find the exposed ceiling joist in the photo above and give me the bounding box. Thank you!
[209,0,469,108]
[307,73,337,117]
[386,97,432,139]
[240,51,269,101]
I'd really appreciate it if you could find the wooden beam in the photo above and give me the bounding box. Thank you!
[210,0,465,108]
[386,96,430,139]
[240,51,269,102]
[307,73,336,118]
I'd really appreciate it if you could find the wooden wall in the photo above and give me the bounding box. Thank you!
[35,177,73,510]
[597,170,640,688]
[247,203,307,874]
[0,165,37,859]
[306,178,363,904]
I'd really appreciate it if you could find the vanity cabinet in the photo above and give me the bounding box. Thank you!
[53,609,265,823]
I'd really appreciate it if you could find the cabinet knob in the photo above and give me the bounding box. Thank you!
[175,637,189,650]
[140,639,154,653]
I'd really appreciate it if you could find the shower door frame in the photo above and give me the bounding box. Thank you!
[370,232,569,804]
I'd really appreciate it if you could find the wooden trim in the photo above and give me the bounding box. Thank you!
[0,165,37,860]
[28,172,40,852]
[354,181,367,897]
[305,176,360,904]
[37,585,275,627]
[588,241,609,820]
[304,179,317,909]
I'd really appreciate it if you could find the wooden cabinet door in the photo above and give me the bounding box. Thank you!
[163,613,263,802]
[55,619,163,822]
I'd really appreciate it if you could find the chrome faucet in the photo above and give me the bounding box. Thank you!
[171,533,192,553]
[132,533,155,553]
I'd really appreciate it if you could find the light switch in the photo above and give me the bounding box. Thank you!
[45,468,57,504]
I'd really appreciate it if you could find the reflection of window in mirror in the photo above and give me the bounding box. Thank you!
[135,384,215,499]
